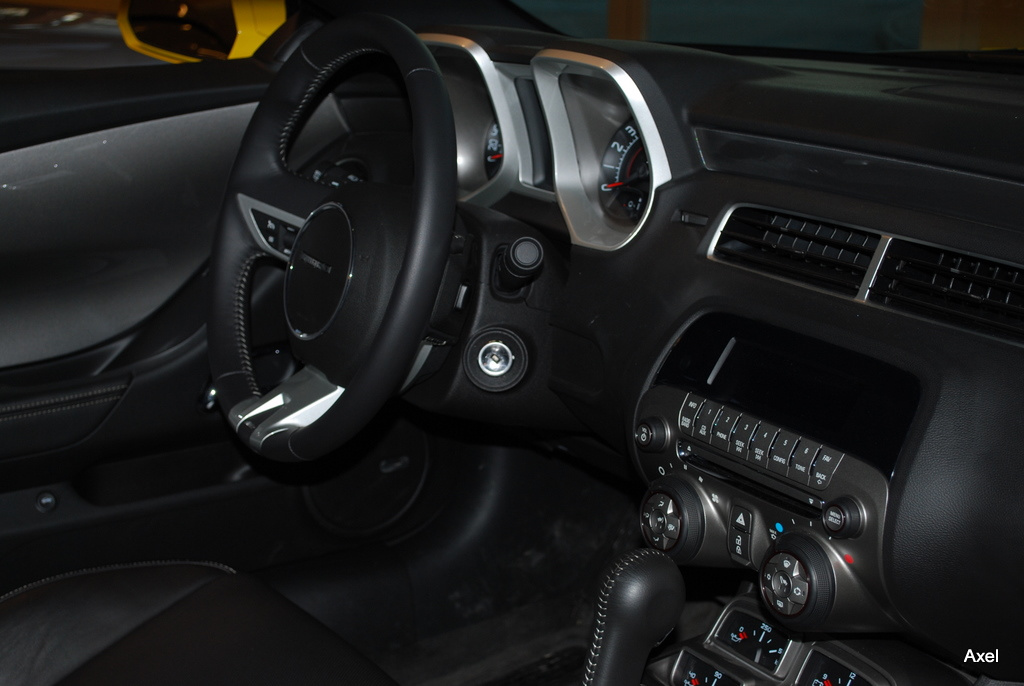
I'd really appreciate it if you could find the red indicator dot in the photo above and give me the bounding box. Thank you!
[843,554,855,564]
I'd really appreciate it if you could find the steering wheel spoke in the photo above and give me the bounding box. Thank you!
[235,192,313,261]
[230,366,344,459]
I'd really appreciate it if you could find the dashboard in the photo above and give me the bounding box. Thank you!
[284,24,1024,684]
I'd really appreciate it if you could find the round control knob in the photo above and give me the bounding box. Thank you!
[640,476,705,563]
[495,237,544,292]
[635,416,669,452]
[822,497,863,539]
[759,535,835,630]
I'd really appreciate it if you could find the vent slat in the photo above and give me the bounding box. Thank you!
[888,268,1024,317]
[714,208,877,295]
[893,255,1024,301]
[868,239,1024,341]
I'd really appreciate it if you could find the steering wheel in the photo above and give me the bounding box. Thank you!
[208,14,456,461]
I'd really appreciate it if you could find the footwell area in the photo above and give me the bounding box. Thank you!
[474,647,588,686]
[380,597,591,686]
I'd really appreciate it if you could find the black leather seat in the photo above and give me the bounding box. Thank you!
[0,561,399,686]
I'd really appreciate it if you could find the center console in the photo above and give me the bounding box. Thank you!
[631,313,919,633]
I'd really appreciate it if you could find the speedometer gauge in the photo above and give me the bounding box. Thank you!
[599,119,650,223]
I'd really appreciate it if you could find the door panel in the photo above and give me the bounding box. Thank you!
[0,103,255,366]
[0,63,275,497]
[0,60,268,153]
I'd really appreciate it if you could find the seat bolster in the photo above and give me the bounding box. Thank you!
[0,561,401,686]
[56,571,401,686]
[0,561,233,686]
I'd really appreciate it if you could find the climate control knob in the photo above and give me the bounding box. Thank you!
[760,535,835,630]
[640,476,705,563]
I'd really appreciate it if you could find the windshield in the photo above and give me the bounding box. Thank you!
[510,0,1024,53]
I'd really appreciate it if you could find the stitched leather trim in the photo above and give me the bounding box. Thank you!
[278,47,381,180]
[233,251,263,397]
[0,397,118,424]
[582,549,666,686]
[0,384,127,416]
[0,560,235,605]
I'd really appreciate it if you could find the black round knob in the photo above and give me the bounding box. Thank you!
[496,237,544,291]
[822,497,863,538]
[760,534,835,630]
[640,476,705,563]
[508,237,543,274]
[635,416,669,452]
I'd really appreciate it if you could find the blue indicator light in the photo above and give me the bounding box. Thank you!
[774,522,785,533]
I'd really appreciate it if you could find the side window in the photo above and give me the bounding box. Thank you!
[119,0,287,63]
[0,1,161,68]
[0,0,286,69]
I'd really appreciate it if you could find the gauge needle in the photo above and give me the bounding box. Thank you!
[487,154,503,161]
[601,169,649,191]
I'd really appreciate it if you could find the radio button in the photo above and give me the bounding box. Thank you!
[693,401,722,444]
[748,422,779,468]
[678,393,704,435]
[730,416,758,460]
[790,440,820,485]
[810,448,844,490]
[767,430,800,476]
[711,407,741,451]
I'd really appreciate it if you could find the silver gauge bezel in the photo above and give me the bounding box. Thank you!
[420,33,553,205]
[532,49,671,251]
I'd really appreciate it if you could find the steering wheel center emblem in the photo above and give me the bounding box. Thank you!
[284,204,354,339]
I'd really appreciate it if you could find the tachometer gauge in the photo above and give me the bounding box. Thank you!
[484,120,503,179]
[599,119,649,223]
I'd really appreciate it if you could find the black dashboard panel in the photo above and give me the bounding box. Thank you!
[412,28,1024,681]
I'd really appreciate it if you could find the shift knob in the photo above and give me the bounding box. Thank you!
[582,548,686,686]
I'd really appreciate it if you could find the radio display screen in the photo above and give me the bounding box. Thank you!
[655,313,919,478]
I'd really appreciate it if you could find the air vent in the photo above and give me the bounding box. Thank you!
[714,208,879,295]
[868,240,1024,341]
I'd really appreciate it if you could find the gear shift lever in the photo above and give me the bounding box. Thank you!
[582,548,685,686]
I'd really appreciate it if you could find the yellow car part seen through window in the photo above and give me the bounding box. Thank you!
[118,0,286,63]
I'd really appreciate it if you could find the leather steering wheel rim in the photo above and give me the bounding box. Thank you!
[207,14,456,461]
